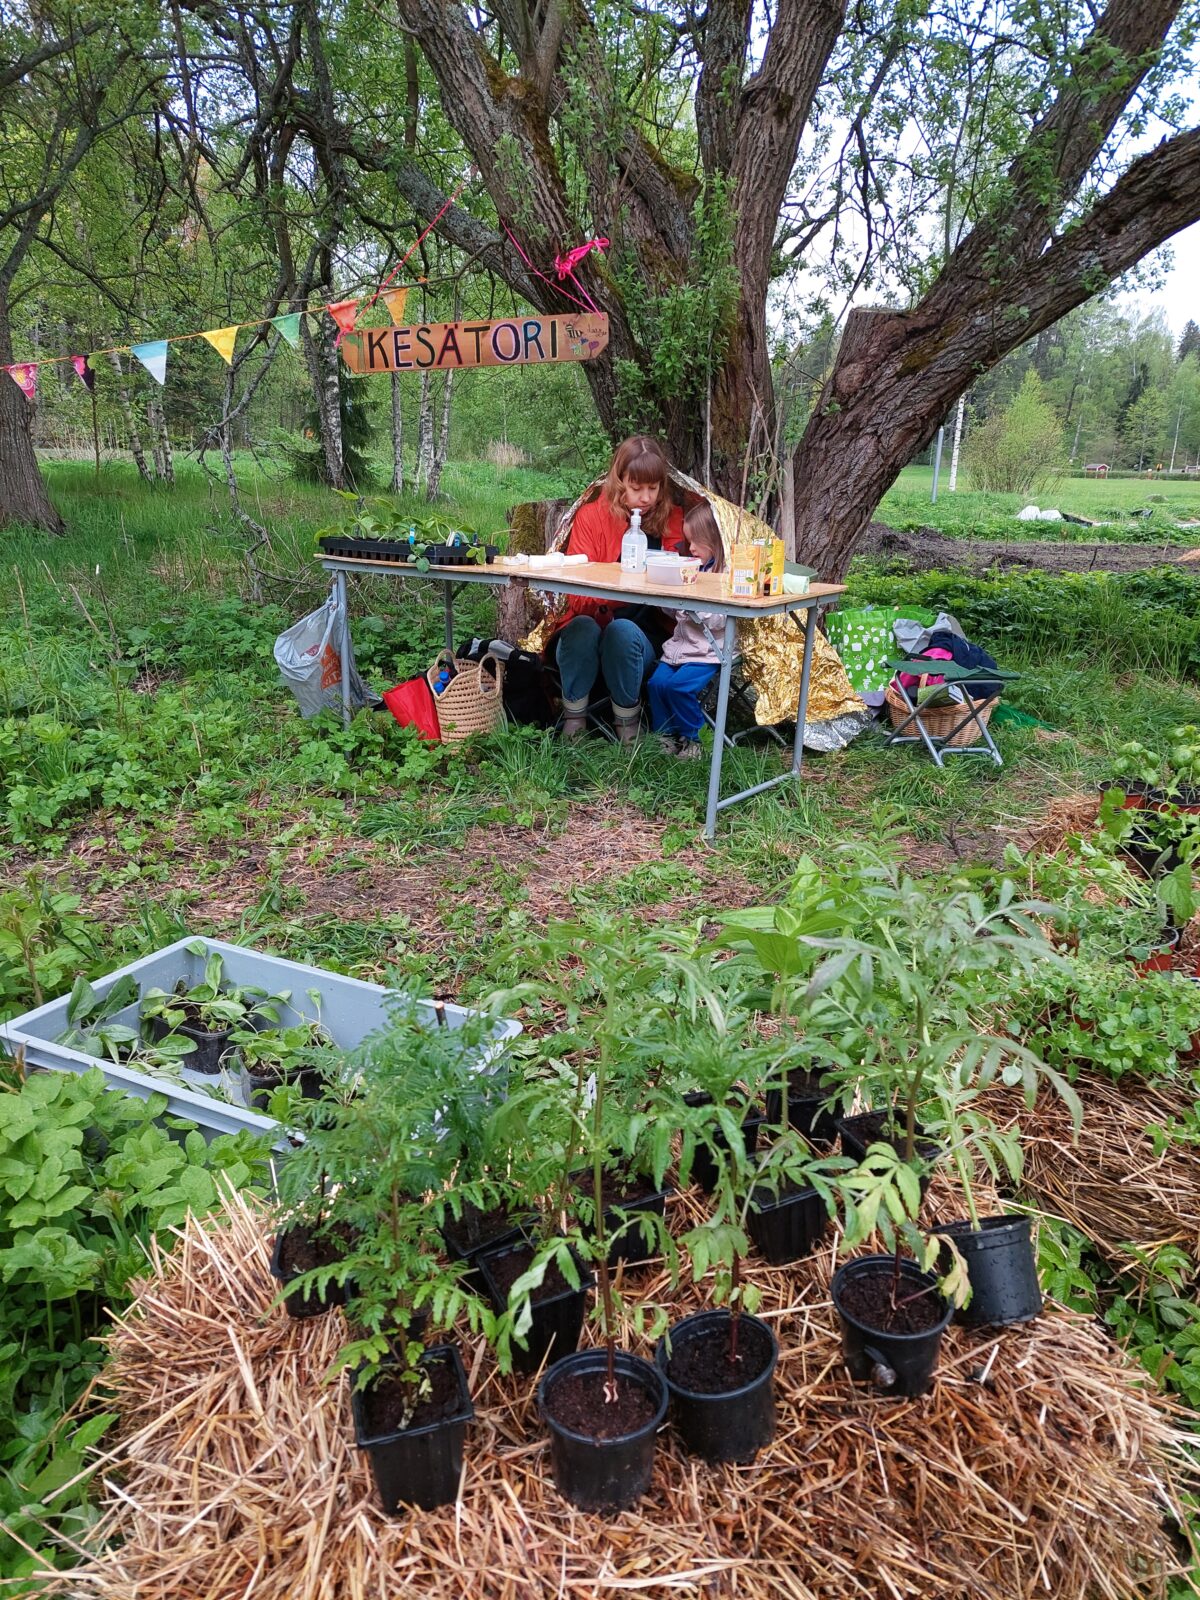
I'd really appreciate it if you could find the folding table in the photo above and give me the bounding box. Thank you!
[319,555,845,838]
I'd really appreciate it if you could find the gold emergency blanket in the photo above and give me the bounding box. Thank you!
[520,469,862,726]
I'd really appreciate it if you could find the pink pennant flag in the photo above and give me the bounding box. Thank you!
[4,363,37,400]
[72,355,96,393]
[326,299,359,346]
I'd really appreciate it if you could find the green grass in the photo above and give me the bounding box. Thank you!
[882,466,1200,542]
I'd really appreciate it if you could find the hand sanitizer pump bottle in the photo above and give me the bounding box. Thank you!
[620,507,647,574]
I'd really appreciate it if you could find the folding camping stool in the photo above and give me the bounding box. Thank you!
[885,659,1022,769]
[694,616,787,751]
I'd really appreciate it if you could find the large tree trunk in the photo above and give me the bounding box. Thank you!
[0,298,63,532]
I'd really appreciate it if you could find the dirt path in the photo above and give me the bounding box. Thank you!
[859,522,1200,575]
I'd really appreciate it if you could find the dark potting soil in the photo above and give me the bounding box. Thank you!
[845,1111,938,1162]
[838,1266,945,1335]
[358,1353,463,1437]
[783,1068,830,1096]
[545,1368,656,1440]
[593,1170,661,1207]
[666,1319,772,1395]
[278,1221,352,1277]
[442,1202,526,1257]
[484,1241,576,1304]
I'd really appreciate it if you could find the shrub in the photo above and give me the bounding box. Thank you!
[966,371,1064,495]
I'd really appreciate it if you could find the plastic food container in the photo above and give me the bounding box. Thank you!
[644,553,700,586]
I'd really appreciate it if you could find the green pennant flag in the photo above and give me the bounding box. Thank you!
[270,313,303,347]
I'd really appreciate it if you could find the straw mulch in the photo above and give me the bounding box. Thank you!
[1005,1077,1200,1270]
[43,1183,1197,1600]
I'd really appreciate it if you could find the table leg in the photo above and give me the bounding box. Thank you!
[336,570,352,729]
[703,615,737,840]
[444,584,455,655]
[792,601,818,779]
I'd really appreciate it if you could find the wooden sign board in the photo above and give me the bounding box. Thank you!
[339,313,608,374]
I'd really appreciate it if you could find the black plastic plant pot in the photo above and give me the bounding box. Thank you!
[147,1013,232,1075]
[1120,823,1184,879]
[933,1215,1042,1328]
[571,1170,673,1268]
[441,1206,534,1297]
[351,1345,474,1515]
[837,1112,942,1202]
[269,1226,346,1319]
[243,1061,325,1113]
[831,1255,952,1398]
[746,1182,828,1266]
[685,1094,766,1196]
[763,1087,839,1146]
[655,1310,777,1464]
[1098,778,1156,810]
[317,535,412,562]
[537,1348,668,1512]
[477,1240,594,1375]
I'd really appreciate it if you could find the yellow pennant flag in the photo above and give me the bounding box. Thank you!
[201,326,239,365]
[380,287,409,326]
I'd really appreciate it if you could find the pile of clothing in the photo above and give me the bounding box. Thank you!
[890,610,1003,708]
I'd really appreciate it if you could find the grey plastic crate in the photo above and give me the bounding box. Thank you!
[0,936,521,1145]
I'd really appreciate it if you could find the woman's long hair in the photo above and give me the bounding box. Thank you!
[601,435,674,539]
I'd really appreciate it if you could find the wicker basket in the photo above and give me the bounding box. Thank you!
[885,675,996,746]
[426,650,506,743]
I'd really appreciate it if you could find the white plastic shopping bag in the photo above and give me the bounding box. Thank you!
[274,585,370,718]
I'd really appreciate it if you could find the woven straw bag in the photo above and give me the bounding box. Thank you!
[426,650,506,742]
[885,675,997,747]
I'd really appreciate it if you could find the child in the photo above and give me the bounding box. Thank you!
[646,502,724,760]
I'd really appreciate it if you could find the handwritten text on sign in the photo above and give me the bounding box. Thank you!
[339,313,609,374]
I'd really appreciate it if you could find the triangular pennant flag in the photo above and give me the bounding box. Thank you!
[71,355,95,392]
[326,299,359,345]
[4,363,37,400]
[270,313,302,347]
[131,341,168,386]
[201,325,238,365]
[380,287,409,326]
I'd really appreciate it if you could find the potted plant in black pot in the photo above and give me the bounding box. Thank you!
[276,997,510,1513]
[804,847,1075,1392]
[141,947,285,1074]
[486,919,709,1511]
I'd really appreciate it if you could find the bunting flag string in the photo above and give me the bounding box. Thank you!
[270,313,302,347]
[380,287,409,327]
[201,326,239,365]
[132,341,169,386]
[4,363,37,398]
[326,300,359,346]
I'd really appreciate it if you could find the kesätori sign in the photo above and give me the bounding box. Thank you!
[339,313,609,374]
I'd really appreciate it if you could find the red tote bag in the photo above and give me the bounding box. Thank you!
[382,676,441,741]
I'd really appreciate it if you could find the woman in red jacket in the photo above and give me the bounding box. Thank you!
[550,435,685,742]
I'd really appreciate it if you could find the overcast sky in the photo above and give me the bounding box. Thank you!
[1158,220,1200,336]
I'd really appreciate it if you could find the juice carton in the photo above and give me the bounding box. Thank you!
[728,542,763,598]
[764,537,785,596]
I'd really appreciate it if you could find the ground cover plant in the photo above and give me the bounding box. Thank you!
[1,458,1199,1586]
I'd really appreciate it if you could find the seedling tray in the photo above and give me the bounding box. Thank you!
[0,936,520,1148]
[318,536,413,562]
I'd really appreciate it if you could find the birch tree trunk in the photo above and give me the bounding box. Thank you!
[300,290,345,488]
[107,352,153,483]
[947,396,966,493]
[390,373,404,493]
[427,371,455,500]
[415,371,435,491]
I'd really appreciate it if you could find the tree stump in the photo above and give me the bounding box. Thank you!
[496,497,571,644]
